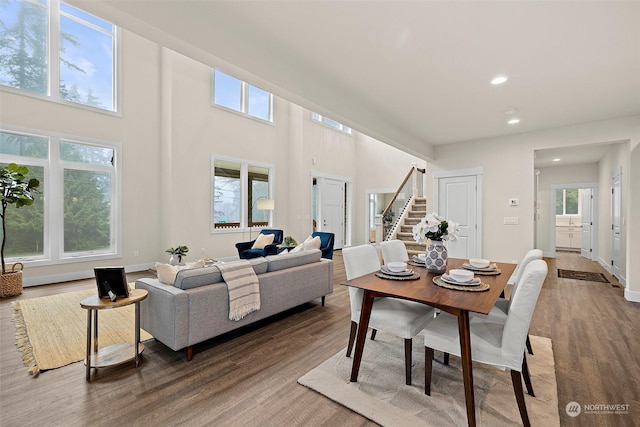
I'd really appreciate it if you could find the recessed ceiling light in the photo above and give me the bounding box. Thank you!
[552,158,561,162]
[491,75,508,85]
[507,118,521,125]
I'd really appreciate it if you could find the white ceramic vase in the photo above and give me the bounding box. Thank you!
[425,240,448,274]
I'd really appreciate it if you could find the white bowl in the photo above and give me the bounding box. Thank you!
[469,258,490,268]
[449,269,474,283]
[387,262,407,273]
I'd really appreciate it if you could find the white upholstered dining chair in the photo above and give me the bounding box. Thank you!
[380,239,410,264]
[421,259,548,427]
[474,249,543,356]
[343,244,436,385]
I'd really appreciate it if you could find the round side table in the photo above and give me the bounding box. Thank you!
[80,288,148,381]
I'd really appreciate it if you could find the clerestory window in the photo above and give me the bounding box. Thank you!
[212,69,273,122]
[0,0,119,112]
[311,112,352,134]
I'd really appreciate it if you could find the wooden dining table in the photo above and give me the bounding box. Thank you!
[344,257,517,427]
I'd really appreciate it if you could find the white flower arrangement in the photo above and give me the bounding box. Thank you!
[412,212,460,244]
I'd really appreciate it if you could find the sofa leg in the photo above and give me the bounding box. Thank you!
[321,296,325,306]
[186,346,194,361]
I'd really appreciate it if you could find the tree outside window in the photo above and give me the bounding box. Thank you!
[213,158,272,231]
[0,0,117,112]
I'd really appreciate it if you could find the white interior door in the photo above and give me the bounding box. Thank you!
[580,188,593,259]
[437,175,478,259]
[611,173,622,278]
[319,178,345,249]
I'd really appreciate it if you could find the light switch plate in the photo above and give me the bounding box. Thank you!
[504,217,519,225]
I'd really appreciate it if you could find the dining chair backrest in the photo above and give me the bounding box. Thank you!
[501,259,547,370]
[343,245,382,320]
[506,249,543,311]
[514,249,544,285]
[380,240,409,264]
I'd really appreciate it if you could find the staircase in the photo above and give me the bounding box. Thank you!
[395,197,427,257]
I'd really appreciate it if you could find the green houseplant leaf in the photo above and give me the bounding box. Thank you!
[1,163,41,274]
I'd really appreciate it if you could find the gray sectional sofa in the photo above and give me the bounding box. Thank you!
[135,249,333,360]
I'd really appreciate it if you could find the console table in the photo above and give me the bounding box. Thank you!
[80,288,148,381]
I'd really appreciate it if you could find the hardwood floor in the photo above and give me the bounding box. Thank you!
[0,251,638,426]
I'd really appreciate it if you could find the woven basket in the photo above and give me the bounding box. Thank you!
[0,262,23,298]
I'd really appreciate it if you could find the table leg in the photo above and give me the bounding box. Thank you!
[458,310,476,427]
[85,309,92,381]
[350,290,375,382]
[134,301,141,367]
[93,310,99,353]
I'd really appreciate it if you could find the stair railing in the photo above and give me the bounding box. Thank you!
[379,166,425,241]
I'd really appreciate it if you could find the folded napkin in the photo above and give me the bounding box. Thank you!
[462,263,497,272]
[381,266,413,275]
[442,274,482,286]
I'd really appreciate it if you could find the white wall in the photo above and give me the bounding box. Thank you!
[426,116,639,273]
[627,141,640,301]
[0,31,424,285]
[597,142,630,284]
[0,34,163,284]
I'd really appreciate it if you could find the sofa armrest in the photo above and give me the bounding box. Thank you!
[135,278,190,351]
[263,243,280,256]
[235,240,255,256]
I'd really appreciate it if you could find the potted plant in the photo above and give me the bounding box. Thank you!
[165,245,189,265]
[283,236,297,247]
[1,163,40,297]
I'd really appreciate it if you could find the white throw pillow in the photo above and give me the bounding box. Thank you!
[252,233,275,249]
[155,260,205,285]
[303,235,322,251]
[277,248,290,255]
[290,243,304,253]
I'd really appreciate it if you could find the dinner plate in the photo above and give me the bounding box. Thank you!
[441,274,482,286]
[411,255,426,264]
[381,266,414,276]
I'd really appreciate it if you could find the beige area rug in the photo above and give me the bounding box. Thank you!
[298,333,559,426]
[12,288,152,376]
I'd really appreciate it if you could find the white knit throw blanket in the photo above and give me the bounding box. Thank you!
[217,260,261,321]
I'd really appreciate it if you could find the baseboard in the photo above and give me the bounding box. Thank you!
[23,262,156,287]
[596,256,611,273]
[624,288,640,303]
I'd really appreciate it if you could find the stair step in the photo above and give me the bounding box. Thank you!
[404,218,421,225]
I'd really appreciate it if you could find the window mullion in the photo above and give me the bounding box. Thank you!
[241,162,249,228]
[48,137,62,260]
[49,0,60,99]
[241,81,247,114]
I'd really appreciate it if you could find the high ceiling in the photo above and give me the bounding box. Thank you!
[71,1,640,162]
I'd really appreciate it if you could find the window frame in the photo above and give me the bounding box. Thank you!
[211,69,274,123]
[210,154,274,234]
[0,0,121,115]
[311,112,352,135]
[0,126,122,267]
[555,188,582,216]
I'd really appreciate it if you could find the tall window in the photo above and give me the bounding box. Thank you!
[0,0,118,112]
[311,112,352,134]
[212,157,272,231]
[556,189,581,216]
[212,70,273,122]
[0,129,120,264]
